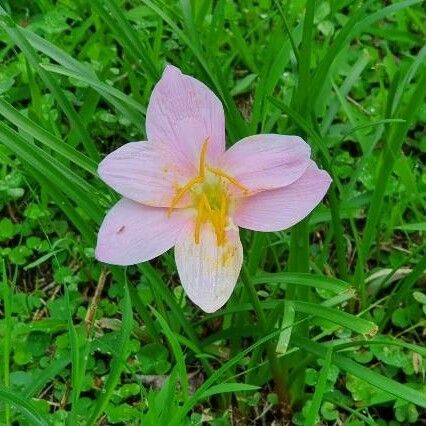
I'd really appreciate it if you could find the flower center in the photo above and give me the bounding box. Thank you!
[168,139,247,245]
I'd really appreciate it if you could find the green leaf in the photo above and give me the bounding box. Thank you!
[0,122,103,224]
[0,217,15,240]
[397,223,426,231]
[152,309,189,401]
[294,336,426,408]
[253,272,352,294]
[197,383,260,400]
[87,281,133,426]
[305,347,333,426]
[0,386,50,426]
[292,301,378,336]
[0,7,99,160]
[0,97,97,175]
[23,356,71,398]
[276,300,295,354]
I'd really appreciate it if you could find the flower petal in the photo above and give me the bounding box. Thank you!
[234,161,332,231]
[175,222,243,313]
[219,134,311,194]
[96,198,190,265]
[98,141,196,207]
[146,65,225,166]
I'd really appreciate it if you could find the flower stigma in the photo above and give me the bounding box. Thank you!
[168,139,248,245]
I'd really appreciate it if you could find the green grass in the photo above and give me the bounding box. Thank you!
[0,0,425,424]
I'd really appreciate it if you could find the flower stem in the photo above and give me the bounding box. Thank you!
[241,267,289,406]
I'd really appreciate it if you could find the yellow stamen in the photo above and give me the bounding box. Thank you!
[207,167,248,194]
[168,137,245,246]
[198,194,214,244]
[218,193,227,245]
[201,193,212,214]
[194,196,205,244]
[198,138,209,178]
[168,176,202,216]
[211,213,220,244]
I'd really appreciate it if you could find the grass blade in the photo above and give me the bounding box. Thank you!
[305,346,333,426]
[197,383,259,400]
[91,0,159,81]
[23,356,71,398]
[87,280,133,426]
[0,97,97,175]
[0,8,99,160]
[152,309,189,402]
[294,336,426,408]
[64,285,80,426]
[1,261,12,425]
[0,386,49,426]
[253,272,352,294]
[0,122,103,223]
[292,301,378,336]
[355,68,426,303]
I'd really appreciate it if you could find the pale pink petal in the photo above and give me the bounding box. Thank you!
[175,222,243,313]
[146,65,225,166]
[234,161,332,231]
[98,142,196,208]
[96,198,190,265]
[219,134,311,194]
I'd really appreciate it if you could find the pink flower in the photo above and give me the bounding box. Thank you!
[96,65,331,312]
